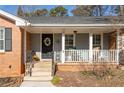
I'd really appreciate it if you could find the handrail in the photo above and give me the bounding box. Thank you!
[51,51,56,76]
[25,50,34,76]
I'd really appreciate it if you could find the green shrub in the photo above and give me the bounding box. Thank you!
[51,76,61,85]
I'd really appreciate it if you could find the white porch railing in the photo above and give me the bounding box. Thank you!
[54,50,118,63]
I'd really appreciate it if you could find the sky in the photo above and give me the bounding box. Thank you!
[0,5,75,16]
[0,5,118,16]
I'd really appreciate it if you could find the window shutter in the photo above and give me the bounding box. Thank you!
[5,28,12,51]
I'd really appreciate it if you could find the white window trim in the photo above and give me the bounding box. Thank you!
[93,33,103,49]
[0,27,5,52]
[65,34,74,49]
[121,33,124,49]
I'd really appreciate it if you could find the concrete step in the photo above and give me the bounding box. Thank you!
[24,76,53,81]
[35,65,51,68]
[34,64,52,67]
[26,62,51,64]
[32,71,51,76]
[32,68,51,72]
[32,69,51,72]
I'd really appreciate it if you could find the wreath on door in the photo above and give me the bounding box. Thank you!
[44,37,51,46]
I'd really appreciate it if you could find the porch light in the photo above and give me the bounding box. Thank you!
[73,31,77,34]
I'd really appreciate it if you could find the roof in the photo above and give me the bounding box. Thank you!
[0,9,124,27]
[24,16,124,25]
[0,9,29,26]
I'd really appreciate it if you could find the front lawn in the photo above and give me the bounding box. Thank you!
[52,69,124,87]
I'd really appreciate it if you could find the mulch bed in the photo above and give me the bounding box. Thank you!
[0,77,22,87]
[54,70,124,87]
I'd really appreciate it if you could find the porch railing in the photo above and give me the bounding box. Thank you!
[54,50,118,63]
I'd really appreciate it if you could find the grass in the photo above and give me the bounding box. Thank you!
[51,76,62,85]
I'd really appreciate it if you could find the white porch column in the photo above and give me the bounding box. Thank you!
[24,30,27,63]
[62,32,65,63]
[73,31,77,48]
[40,33,42,61]
[89,33,93,63]
[116,30,120,64]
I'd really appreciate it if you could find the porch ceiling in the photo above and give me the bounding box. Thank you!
[25,26,116,33]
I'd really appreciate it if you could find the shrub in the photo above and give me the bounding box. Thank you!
[92,68,113,79]
[81,71,94,76]
[81,68,114,80]
[51,76,61,85]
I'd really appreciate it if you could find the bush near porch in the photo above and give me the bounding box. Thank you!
[52,68,124,87]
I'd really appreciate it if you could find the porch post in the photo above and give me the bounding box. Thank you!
[89,33,93,63]
[40,33,42,61]
[116,30,120,64]
[62,32,65,63]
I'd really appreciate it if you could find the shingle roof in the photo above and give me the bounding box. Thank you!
[23,16,124,24]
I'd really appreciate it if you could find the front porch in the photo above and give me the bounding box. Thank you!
[54,50,118,63]
[24,26,122,64]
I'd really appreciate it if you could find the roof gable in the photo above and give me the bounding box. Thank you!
[0,9,29,26]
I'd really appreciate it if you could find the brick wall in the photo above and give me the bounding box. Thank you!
[26,32,31,51]
[57,63,117,72]
[0,15,24,77]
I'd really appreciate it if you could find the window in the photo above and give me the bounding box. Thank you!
[121,34,124,49]
[65,35,73,49]
[0,27,12,52]
[93,34,101,49]
[0,28,5,52]
[5,28,12,51]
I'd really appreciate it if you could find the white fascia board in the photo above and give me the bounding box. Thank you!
[31,24,124,27]
[0,9,29,26]
[16,21,30,26]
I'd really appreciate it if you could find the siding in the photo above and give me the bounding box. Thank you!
[103,33,109,49]
[30,34,41,59]
[54,33,62,51]
[75,33,89,49]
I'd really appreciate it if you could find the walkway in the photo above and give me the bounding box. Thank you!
[20,62,54,87]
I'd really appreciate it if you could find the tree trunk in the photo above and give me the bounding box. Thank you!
[120,5,124,16]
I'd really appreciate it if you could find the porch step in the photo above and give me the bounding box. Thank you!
[31,71,51,76]
[32,68,51,72]
[34,63,52,68]
[42,59,52,62]
[34,65,52,68]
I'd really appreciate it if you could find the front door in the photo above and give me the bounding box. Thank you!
[42,34,53,59]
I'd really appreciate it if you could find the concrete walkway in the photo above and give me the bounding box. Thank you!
[20,81,54,87]
[20,62,54,87]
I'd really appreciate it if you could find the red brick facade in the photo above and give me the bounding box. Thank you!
[57,63,117,72]
[0,15,24,77]
[26,32,31,51]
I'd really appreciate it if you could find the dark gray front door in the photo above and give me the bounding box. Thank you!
[42,34,53,59]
